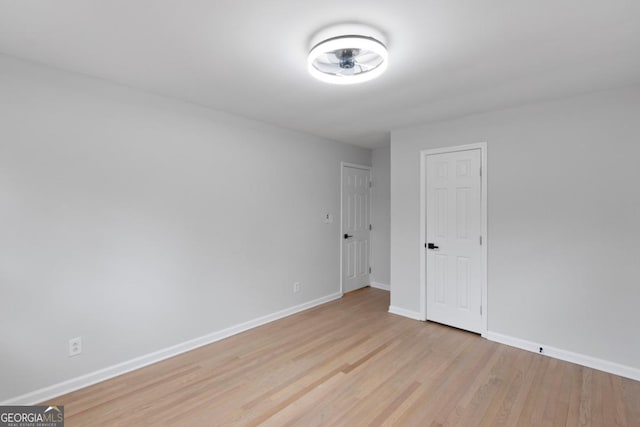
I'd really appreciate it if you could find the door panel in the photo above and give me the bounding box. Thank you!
[342,166,371,293]
[426,149,482,332]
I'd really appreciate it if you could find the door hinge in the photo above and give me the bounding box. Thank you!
[369,267,372,274]
[479,235,482,245]
[369,180,372,188]
[480,166,482,177]
[369,224,372,231]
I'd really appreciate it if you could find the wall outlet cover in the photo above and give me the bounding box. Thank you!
[69,337,82,357]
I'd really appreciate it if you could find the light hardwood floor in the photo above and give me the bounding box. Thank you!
[45,288,640,426]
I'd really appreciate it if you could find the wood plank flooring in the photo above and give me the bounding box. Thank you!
[44,288,640,426]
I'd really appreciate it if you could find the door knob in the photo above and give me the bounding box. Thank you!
[344,234,354,239]
[427,243,439,249]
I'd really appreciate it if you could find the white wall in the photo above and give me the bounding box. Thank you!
[0,54,371,401]
[390,86,640,371]
[371,146,390,287]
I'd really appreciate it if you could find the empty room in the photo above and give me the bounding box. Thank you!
[1,1,639,426]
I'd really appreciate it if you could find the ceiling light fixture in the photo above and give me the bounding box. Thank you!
[307,26,388,85]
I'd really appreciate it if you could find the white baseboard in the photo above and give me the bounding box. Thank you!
[388,305,425,321]
[486,331,640,382]
[370,282,390,291]
[1,292,343,406]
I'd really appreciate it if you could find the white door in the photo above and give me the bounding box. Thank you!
[342,165,371,293]
[426,149,482,332]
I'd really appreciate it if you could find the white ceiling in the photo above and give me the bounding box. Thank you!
[1,1,639,148]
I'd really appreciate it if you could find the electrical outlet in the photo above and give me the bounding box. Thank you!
[293,282,301,293]
[69,337,82,357]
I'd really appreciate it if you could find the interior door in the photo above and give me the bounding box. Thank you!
[342,165,371,293]
[426,149,482,332]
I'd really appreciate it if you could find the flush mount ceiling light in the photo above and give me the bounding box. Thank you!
[307,26,388,85]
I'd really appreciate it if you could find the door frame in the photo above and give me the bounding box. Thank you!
[419,143,488,335]
[340,162,372,295]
